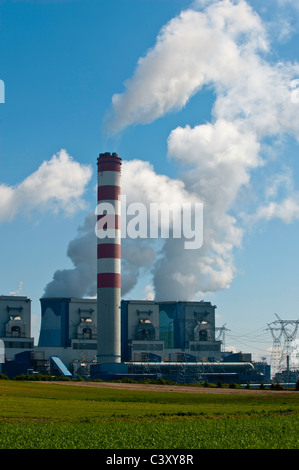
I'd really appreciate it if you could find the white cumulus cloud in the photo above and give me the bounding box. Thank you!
[0,149,93,222]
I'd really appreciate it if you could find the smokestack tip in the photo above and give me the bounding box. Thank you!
[99,152,119,158]
[98,152,122,168]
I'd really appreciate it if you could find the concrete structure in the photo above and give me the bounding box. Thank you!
[0,294,267,383]
[127,361,257,384]
[96,152,122,364]
[121,300,222,364]
[37,297,97,376]
[0,295,34,361]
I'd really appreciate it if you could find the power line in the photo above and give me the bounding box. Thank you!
[266,314,299,378]
[225,335,272,355]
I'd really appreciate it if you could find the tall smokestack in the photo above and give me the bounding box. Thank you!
[97,152,122,363]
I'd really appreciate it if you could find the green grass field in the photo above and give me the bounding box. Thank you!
[0,380,298,449]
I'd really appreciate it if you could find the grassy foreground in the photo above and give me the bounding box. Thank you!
[0,380,298,449]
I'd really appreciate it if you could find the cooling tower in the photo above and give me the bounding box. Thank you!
[96,152,122,363]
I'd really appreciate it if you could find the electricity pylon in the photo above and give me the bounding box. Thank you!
[215,324,230,352]
[267,314,299,380]
[267,324,283,378]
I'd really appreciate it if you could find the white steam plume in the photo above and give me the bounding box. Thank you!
[106,0,268,134]
[105,0,299,299]
[9,281,24,296]
[43,159,193,298]
[43,0,299,300]
[43,212,97,298]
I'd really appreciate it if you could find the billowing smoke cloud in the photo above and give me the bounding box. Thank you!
[0,149,92,222]
[43,212,97,298]
[43,213,158,298]
[104,0,299,299]
[43,159,194,298]
[43,0,299,300]
[154,120,260,300]
[121,240,156,295]
[107,0,268,134]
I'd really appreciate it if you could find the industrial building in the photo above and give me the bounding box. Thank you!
[0,153,267,384]
[0,294,264,383]
[0,295,34,360]
[121,299,221,363]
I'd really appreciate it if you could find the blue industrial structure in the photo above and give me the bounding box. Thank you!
[120,299,222,364]
[0,294,268,383]
[38,298,72,348]
[50,356,72,377]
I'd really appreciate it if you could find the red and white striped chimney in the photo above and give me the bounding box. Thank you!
[96,152,122,364]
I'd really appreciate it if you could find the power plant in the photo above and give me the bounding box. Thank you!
[0,153,273,384]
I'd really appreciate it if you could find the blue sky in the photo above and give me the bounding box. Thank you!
[1,0,299,365]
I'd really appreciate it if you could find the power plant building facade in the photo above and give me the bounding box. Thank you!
[121,300,221,363]
[37,297,222,368]
[0,295,34,360]
[0,294,264,383]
